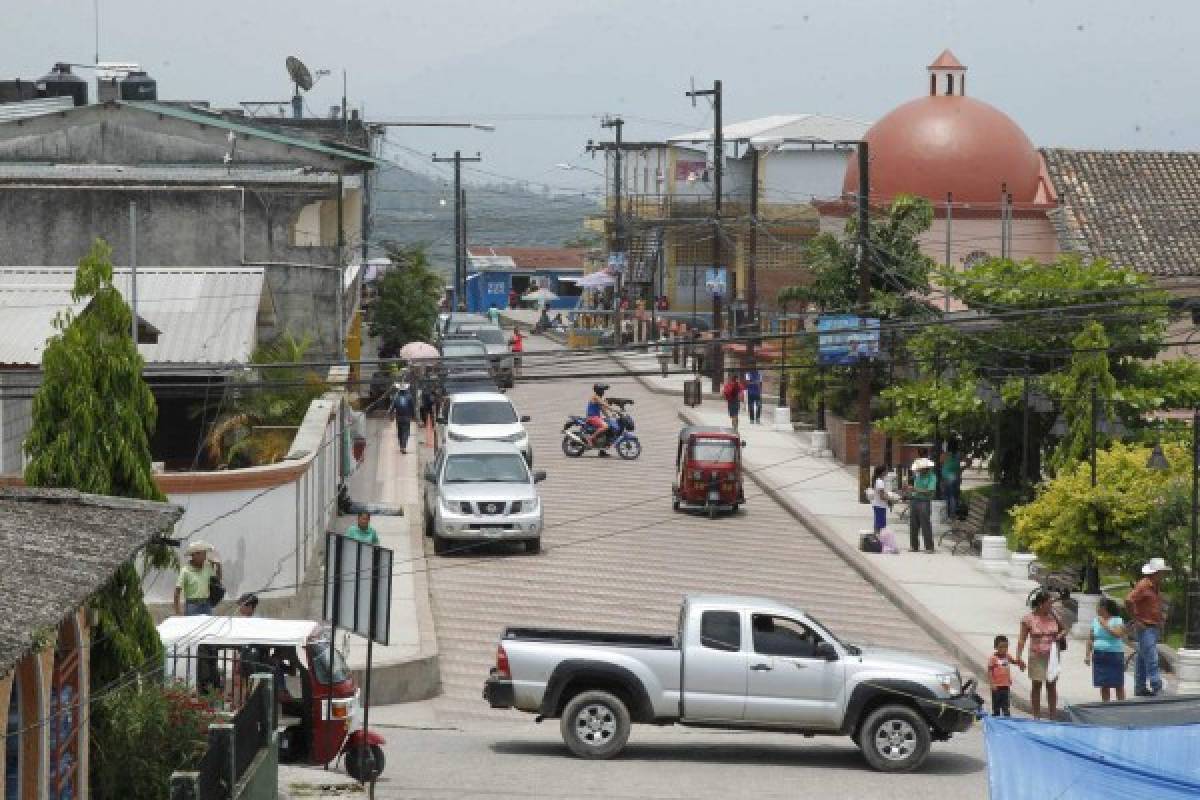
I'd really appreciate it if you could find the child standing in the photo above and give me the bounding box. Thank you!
[988,635,1024,717]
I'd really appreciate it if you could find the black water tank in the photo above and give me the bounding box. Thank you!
[36,63,87,106]
[118,70,157,102]
[0,79,37,104]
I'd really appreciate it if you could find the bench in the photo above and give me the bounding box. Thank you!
[938,494,988,555]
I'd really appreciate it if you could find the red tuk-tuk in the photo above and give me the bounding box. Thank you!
[672,425,746,518]
[158,616,386,782]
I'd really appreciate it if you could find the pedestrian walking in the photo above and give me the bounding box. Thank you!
[870,465,894,532]
[987,634,1024,717]
[487,303,500,325]
[1016,589,1066,719]
[655,341,671,378]
[1085,597,1127,702]
[907,457,936,552]
[389,382,415,454]
[721,373,744,432]
[744,366,763,424]
[941,441,962,520]
[510,329,524,375]
[419,382,437,448]
[174,541,221,616]
[1128,557,1171,697]
[345,511,380,545]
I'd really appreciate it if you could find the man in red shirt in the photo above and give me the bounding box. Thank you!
[1128,557,1171,696]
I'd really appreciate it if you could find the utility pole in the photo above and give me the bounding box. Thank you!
[747,146,760,362]
[460,187,468,308]
[432,151,481,308]
[855,142,872,500]
[601,116,625,315]
[686,80,723,334]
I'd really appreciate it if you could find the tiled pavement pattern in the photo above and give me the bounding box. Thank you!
[424,338,955,719]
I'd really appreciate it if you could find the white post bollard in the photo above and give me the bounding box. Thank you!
[1070,592,1101,640]
[1006,552,1039,593]
[978,536,1010,573]
[1176,648,1200,695]
[810,430,833,458]
[773,406,792,433]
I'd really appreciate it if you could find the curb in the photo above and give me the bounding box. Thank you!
[675,404,1038,718]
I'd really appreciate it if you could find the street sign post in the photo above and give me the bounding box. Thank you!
[323,532,394,789]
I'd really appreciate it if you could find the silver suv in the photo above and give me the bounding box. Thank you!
[422,440,546,555]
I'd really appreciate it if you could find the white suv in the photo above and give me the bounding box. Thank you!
[438,391,533,465]
[422,440,546,555]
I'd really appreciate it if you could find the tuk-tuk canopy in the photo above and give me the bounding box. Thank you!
[158,615,321,651]
[678,425,738,443]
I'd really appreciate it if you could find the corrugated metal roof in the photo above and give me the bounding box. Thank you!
[0,267,268,366]
[0,164,344,183]
[669,113,871,146]
[122,101,382,166]
[0,96,74,123]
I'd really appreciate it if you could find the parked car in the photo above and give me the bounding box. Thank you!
[483,594,980,772]
[438,339,499,391]
[422,440,546,555]
[437,391,533,464]
[449,325,515,388]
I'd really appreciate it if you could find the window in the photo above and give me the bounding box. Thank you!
[311,640,349,685]
[50,621,81,800]
[450,401,518,425]
[700,611,741,652]
[692,439,737,463]
[444,453,529,484]
[752,615,823,658]
[945,74,954,95]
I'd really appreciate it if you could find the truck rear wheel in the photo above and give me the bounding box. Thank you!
[559,690,631,760]
[859,704,931,772]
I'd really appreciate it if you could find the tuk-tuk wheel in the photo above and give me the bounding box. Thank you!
[345,743,386,782]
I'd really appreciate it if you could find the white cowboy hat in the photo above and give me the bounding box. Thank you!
[185,540,212,555]
[912,457,936,470]
[1142,557,1173,575]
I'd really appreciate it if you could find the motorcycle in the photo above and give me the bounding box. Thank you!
[561,398,642,460]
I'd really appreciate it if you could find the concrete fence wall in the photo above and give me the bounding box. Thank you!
[143,392,344,609]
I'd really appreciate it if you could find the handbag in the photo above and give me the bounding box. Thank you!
[1045,640,1062,683]
[1054,612,1067,652]
[208,574,226,606]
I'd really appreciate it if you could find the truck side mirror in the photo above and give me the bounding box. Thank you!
[815,641,838,661]
[740,439,747,448]
[533,470,547,483]
[520,415,532,423]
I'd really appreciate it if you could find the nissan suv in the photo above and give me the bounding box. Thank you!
[437,391,533,465]
[422,440,546,555]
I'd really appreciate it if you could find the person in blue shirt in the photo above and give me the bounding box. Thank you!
[744,366,763,424]
[389,382,415,454]
[1085,597,1127,702]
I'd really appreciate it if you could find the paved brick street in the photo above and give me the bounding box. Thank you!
[425,339,958,719]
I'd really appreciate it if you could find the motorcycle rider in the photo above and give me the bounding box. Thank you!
[586,383,613,455]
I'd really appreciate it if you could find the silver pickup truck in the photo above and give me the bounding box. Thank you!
[483,594,981,772]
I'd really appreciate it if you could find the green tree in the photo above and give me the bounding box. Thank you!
[24,239,168,692]
[200,331,326,468]
[1049,322,1117,473]
[368,243,443,355]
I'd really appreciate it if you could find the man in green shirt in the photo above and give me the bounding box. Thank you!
[175,541,222,615]
[346,511,380,546]
[908,458,937,553]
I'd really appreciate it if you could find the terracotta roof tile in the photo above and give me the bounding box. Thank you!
[467,247,587,270]
[1043,149,1200,277]
[927,49,965,70]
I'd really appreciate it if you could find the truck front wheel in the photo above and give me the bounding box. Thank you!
[859,704,931,773]
[559,690,631,759]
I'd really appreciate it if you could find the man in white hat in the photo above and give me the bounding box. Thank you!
[1128,557,1171,696]
[174,541,222,616]
[907,457,938,553]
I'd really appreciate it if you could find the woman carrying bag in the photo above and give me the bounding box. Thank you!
[1016,589,1067,719]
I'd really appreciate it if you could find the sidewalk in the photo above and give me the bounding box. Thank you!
[614,349,1104,714]
[337,416,439,704]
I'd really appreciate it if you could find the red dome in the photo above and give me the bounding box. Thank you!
[843,95,1041,205]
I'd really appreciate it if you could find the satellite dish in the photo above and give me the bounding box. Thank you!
[286,56,314,92]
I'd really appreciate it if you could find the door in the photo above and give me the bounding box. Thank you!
[743,614,843,729]
[681,610,747,721]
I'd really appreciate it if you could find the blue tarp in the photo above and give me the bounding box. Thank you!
[984,716,1200,799]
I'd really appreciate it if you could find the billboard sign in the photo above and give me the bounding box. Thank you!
[322,532,394,645]
[704,267,727,297]
[817,315,880,365]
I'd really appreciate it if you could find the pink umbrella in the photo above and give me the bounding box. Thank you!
[399,341,439,361]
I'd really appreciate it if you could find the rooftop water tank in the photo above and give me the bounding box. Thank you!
[118,70,157,102]
[36,63,87,107]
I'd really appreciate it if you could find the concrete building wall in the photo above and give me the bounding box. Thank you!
[760,148,852,204]
[918,215,1060,268]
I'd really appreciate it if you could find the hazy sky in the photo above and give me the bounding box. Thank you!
[9,1,1200,195]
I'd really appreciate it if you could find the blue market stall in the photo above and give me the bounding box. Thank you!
[464,247,586,313]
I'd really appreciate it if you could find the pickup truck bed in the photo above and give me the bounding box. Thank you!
[503,627,676,649]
